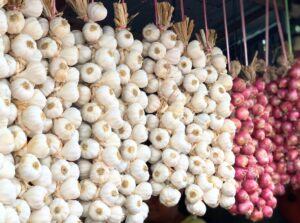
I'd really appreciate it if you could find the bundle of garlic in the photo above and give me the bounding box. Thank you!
[63,1,151,222]
[142,2,236,216]
[0,0,84,222]
[0,0,237,221]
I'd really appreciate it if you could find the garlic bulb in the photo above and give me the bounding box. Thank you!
[18,62,47,85]
[22,17,43,40]
[50,17,71,38]
[11,34,41,62]
[6,10,25,34]
[87,2,108,22]
[21,0,43,17]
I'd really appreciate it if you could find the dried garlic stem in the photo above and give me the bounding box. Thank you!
[172,17,194,46]
[42,0,56,19]
[66,0,88,21]
[157,2,174,31]
[196,29,217,50]
[113,2,138,30]
[242,51,258,83]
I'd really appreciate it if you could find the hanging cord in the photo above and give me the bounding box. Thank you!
[273,0,288,64]
[222,0,231,72]
[121,0,126,28]
[240,0,248,66]
[52,0,56,19]
[153,0,159,27]
[265,0,269,69]
[180,0,185,21]
[284,0,293,60]
[203,0,209,49]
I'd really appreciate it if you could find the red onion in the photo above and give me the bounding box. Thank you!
[272,107,283,119]
[261,188,273,201]
[233,78,247,92]
[287,89,298,101]
[241,120,254,134]
[232,93,245,106]
[282,121,293,135]
[249,192,259,204]
[259,173,272,188]
[266,197,277,209]
[241,143,255,155]
[235,131,251,146]
[235,167,247,181]
[259,138,272,150]
[256,198,266,209]
[242,88,252,99]
[262,206,273,218]
[233,145,241,154]
[255,149,269,165]
[235,107,249,120]
[231,78,277,220]
[238,201,254,215]
[287,63,300,79]
[288,78,300,90]
[288,150,298,161]
[242,179,259,194]
[270,96,281,106]
[254,78,266,91]
[231,118,242,130]
[250,210,264,222]
[257,94,268,106]
[251,104,265,116]
[280,101,293,113]
[287,111,300,121]
[273,135,284,146]
[236,189,249,203]
[277,89,287,99]
[235,155,249,168]
[253,129,265,141]
[267,81,278,94]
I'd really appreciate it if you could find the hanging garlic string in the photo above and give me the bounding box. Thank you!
[239,0,248,66]
[273,0,288,64]
[265,0,269,70]
[222,0,231,72]
[284,0,293,60]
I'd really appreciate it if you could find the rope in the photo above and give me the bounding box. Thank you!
[222,0,231,72]
[284,0,293,60]
[153,0,159,27]
[52,0,57,19]
[180,0,185,21]
[203,0,209,49]
[265,0,269,69]
[273,0,288,63]
[239,0,248,66]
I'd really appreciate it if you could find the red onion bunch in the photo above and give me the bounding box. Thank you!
[229,77,277,221]
[267,62,300,193]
